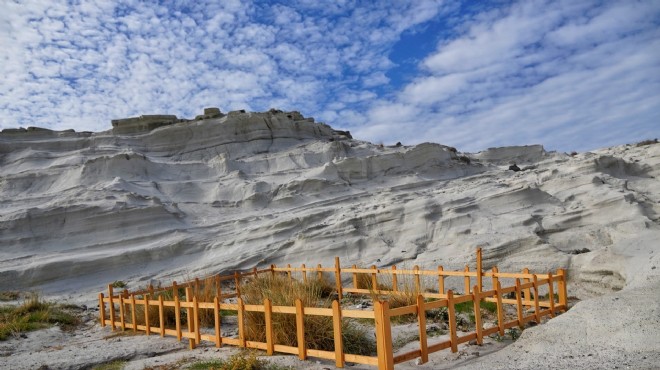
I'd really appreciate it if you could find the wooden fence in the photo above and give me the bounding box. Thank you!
[99,249,568,369]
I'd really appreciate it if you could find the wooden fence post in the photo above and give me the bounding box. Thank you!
[287,264,292,283]
[416,295,429,363]
[548,273,556,317]
[119,294,126,331]
[185,287,195,349]
[374,300,394,370]
[335,257,343,300]
[172,281,178,300]
[144,294,151,335]
[99,293,106,327]
[130,294,137,332]
[302,264,307,283]
[193,295,201,345]
[352,264,358,289]
[476,248,483,293]
[271,264,276,278]
[332,300,344,368]
[295,299,306,360]
[464,266,470,295]
[437,266,444,295]
[214,296,222,348]
[447,290,458,353]
[413,265,421,294]
[496,281,505,336]
[158,295,165,337]
[264,298,274,355]
[472,286,483,345]
[317,264,323,281]
[108,285,115,331]
[522,268,531,306]
[234,272,241,297]
[237,297,246,348]
[557,269,568,311]
[515,279,524,329]
[175,293,182,341]
[194,278,200,297]
[392,265,398,292]
[492,267,499,293]
[370,265,378,291]
[533,275,541,324]
[215,275,222,300]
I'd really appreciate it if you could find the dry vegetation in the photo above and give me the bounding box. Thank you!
[241,274,375,356]
[0,293,79,340]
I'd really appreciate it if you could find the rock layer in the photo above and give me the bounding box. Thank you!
[0,111,658,302]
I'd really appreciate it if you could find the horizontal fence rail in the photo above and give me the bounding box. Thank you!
[99,249,568,369]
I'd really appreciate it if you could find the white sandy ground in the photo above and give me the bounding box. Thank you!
[1,111,659,369]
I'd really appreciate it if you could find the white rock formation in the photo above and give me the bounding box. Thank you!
[1,110,659,368]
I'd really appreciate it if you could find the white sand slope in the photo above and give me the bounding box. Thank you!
[1,110,659,368]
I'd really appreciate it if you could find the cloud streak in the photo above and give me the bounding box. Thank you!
[0,0,658,152]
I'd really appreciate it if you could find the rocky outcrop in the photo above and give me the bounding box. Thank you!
[0,111,658,307]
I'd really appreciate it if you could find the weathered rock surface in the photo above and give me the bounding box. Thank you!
[1,110,659,369]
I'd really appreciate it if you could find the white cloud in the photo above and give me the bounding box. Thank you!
[0,0,657,153]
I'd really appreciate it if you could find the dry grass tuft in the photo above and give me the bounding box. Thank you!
[241,274,375,356]
[0,293,79,340]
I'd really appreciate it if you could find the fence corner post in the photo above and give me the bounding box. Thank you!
[99,293,106,327]
[557,268,568,311]
[374,300,394,370]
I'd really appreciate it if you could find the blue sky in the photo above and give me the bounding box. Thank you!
[1,0,658,152]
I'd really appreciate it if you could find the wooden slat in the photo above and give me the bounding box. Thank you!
[272,306,296,314]
[428,339,451,353]
[393,349,421,364]
[164,328,178,337]
[482,326,500,336]
[453,294,474,304]
[456,333,477,344]
[303,307,333,316]
[274,344,298,355]
[424,299,448,310]
[245,341,268,350]
[201,334,216,342]
[221,337,241,346]
[306,349,336,360]
[344,354,378,366]
[388,305,417,317]
[341,309,375,319]
[503,320,520,330]
[244,304,265,313]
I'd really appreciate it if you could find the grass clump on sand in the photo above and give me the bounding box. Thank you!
[0,293,79,340]
[241,274,375,356]
[188,351,293,370]
[91,360,128,370]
